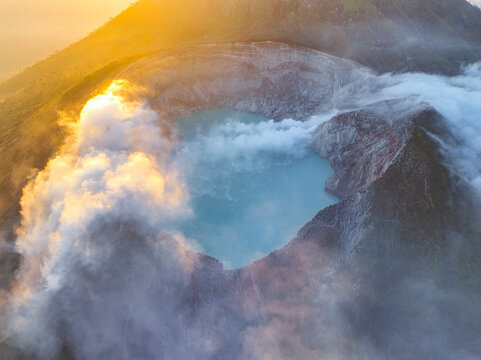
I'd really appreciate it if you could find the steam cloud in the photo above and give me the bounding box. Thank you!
[3,81,202,358]
[175,113,335,170]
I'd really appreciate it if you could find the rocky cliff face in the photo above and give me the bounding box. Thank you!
[313,101,414,198]
[121,42,370,122]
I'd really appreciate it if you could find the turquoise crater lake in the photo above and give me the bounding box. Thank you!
[173,110,338,268]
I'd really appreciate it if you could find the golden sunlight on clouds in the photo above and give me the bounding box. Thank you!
[13,80,190,301]
[0,0,135,81]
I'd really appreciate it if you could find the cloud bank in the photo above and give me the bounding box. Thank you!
[376,62,481,197]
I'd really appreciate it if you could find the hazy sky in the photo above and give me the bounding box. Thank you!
[0,0,134,82]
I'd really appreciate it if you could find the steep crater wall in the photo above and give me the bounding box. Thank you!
[120,42,372,122]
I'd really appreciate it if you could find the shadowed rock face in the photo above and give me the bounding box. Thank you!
[1,42,481,360]
[314,101,414,198]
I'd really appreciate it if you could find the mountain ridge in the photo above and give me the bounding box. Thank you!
[2,0,481,96]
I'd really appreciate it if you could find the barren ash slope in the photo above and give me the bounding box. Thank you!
[1,1,481,359]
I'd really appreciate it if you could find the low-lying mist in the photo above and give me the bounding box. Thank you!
[379,63,481,196]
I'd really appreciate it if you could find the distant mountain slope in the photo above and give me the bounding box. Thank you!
[0,0,480,235]
[1,0,480,97]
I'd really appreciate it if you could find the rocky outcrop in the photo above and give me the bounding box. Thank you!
[313,100,415,198]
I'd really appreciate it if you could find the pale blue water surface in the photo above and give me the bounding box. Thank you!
[174,110,338,268]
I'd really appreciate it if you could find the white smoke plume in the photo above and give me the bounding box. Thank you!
[175,114,335,169]
[14,79,191,289]
[3,81,202,359]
